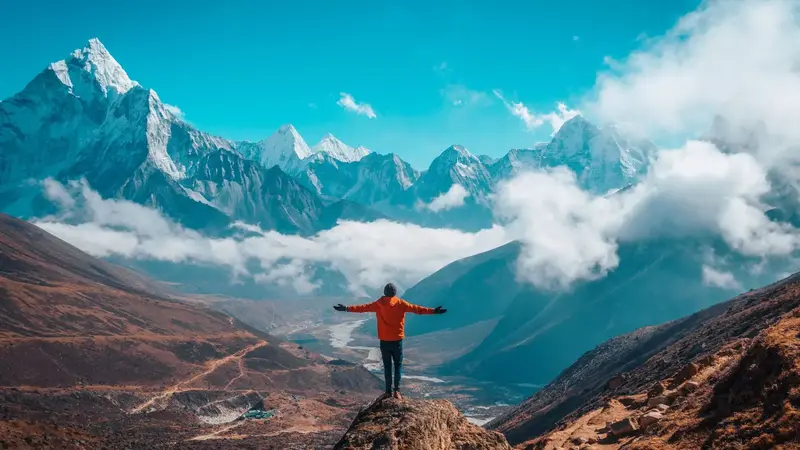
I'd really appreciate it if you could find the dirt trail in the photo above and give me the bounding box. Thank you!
[130,340,268,414]
[223,355,247,391]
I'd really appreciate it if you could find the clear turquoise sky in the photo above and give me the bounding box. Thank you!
[1,0,700,168]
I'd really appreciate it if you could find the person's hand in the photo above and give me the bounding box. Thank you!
[333,304,347,312]
[434,306,447,314]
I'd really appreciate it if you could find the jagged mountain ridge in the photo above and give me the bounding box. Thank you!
[0,38,657,237]
[0,38,384,236]
[292,117,655,233]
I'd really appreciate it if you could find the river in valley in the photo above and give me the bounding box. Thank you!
[294,318,538,426]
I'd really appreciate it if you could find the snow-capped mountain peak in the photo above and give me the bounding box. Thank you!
[540,114,653,193]
[61,38,138,98]
[312,133,371,163]
[236,124,313,172]
[436,145,480,167]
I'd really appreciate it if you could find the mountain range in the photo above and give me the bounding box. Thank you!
[0,38,657,238]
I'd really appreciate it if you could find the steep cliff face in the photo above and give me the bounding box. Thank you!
[334,397,512,450]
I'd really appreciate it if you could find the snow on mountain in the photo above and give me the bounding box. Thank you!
[296,152,420,207]
[64,38,138,99]
[407,145,493,205]
[0,39,363,235]
[537,115,653,193]
[236,124,313,174]
[188,150,327,234]
[343,153,420,205]
[488,147,545,180]
[312,133,371,163]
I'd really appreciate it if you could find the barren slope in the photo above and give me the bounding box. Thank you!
[492,272,800,449]
[0,213,381,449]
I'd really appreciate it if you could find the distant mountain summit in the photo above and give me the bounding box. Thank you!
[0,39,381,235]
[540,115,654,193]
[312,133,371,163]
[236,124,313,174]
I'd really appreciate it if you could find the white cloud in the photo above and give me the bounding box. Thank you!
[479,0,800,289]
[702,265,742,290]
[337,92,377,119]
[493,90,580,134]
[36,180,508,296]
[419,184,471,212]
[164,104,185,120]
[493,139,800,289]
[494,168,625,289]
[585,0,800,168]
[42,178,74,210]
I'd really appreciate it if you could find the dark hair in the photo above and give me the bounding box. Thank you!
[383,283,397,297]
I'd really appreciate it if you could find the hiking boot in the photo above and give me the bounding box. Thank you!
[378,391,392,401]
[392,390,403,400]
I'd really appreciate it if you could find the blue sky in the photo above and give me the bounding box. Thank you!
[1,0,701,169]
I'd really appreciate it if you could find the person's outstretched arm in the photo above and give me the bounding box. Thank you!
[400,299,446,315]
[333,301,378,313]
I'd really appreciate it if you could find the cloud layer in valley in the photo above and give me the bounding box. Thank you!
[494,140,800,289]
[419,184,470,212]
[36,180,507,296]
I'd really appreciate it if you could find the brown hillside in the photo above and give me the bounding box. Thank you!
[493,272,800,449]
[0,214,381,449]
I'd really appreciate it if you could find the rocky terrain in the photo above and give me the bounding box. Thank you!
[0,213,382,449]
[489,271,800,449]
[333,397,512,450]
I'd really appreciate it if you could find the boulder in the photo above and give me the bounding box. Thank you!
[679,381,701,395]
[647,382,666,398]
[609,417,638,437]
[647,396,670,408]
[638,411,663,429]
[333,397,512,450]
[671,363,700,386]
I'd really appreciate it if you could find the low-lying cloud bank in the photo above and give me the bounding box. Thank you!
[36,180,508,296]
[495,140,799,289]
[418,184,470,212]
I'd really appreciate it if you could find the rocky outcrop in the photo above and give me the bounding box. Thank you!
[505,273,800,450]
[333,397,512,450]
[492,272,800,446]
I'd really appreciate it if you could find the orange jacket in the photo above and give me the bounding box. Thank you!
[346,296,435,341]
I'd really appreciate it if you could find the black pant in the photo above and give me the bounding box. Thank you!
[379,339,403,393]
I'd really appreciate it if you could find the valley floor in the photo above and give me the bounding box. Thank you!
[281,317,537,427]
[0,338,378,449]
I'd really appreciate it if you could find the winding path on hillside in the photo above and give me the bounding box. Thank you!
[130,340,268,414]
